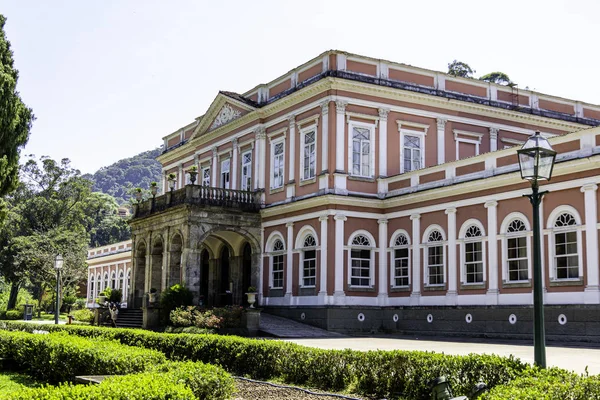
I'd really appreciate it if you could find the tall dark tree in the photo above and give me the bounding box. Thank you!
[447,60,475,78]
[0,15,34,198]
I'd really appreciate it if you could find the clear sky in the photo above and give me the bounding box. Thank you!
[3,0,599,174]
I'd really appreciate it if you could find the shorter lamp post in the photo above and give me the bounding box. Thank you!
[54,254,64,325]
[517,131,556,369]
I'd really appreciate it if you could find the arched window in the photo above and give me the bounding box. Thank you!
[119,271,124,290]
[301,235,317,287]
[392,233,410,287]
[426,229,444,286]
[271,239,285,289]
[126,269,131,298]
[463,225,484,284]
[96,274,102,296]
[349,233,373,287]
[103,273,109,290]
[110,271,117,289]
[506,219,528,282]
[553,212,579,280]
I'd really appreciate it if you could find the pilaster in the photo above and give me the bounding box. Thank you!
[410,214,421,305]
[377,218,389,306]
[582,184,600,303]
[334,101,348,194]
[285,222,294,304]
[320,102,330,191]
[211,147,218,187]
[287,115,296,199]
[489,127,499,152]
[436,118,447,164]
[231,138,239,189]
[378,108,390,178]
[485,200,499,305]
[445,207,457,305]
[318,214,329,304]
[333,213,347,303]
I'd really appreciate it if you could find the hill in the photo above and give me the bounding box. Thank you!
[84,147,163,205]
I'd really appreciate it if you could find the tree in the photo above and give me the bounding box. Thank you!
[84,192,130,247]
[447,60,475,78]
[0,15,34,199]
[479,72,513,86]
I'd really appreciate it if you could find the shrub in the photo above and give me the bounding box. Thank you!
[73,298,87,310]
[211,306,243,328]
[160,284,193,323]
[5,309,23,320]
[62,295,77,311]
[109,289,122,303]
[72,309,94,324]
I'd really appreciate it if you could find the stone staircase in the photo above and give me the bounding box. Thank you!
[259,313,343,338]
[116,308,143,329]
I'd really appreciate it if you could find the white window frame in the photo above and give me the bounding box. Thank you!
[422,225,447,287]
[453,130,483,160]
[295,226,319,288]
[103,272,109,291]
[201,166,211,186]
[270,137,285,189]
[348,121,376,178]
[389,229,411,288]
[346,230,376,288]
[399,128,426,173]
[240,150,252,191]
[458,219,487,285]
[299,125,318,181]
[110,271,117,289]
[500,212,532,284]
[125,269,131,299]
[546,206,584,282]
[266,232,286,289]
[118,270,124,290]
[220,158,230,189]
[96,273,102,296]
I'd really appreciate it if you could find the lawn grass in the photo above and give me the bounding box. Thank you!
[0,372,44,395]
[31,312,68,321]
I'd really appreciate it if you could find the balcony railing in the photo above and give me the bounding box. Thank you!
[133,185,262,218]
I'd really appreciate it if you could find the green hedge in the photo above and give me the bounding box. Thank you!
[0,322,532,399]
[0,330,166,383]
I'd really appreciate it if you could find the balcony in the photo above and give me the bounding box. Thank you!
[133,185,262,219]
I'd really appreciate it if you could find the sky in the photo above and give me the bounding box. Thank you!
[3,0,600,174]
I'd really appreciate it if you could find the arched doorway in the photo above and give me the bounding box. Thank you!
[150,237,163,293]
[134,242,146,308]
[168,234,182,288]
[242,242,252,305]
[200,249,209,306]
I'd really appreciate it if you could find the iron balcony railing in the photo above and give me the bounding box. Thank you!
[133,185,262,218]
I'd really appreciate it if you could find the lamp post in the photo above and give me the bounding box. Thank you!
[517,131,556,369]
[54,254,64,325]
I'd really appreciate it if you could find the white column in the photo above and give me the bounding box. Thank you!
[287,115,296,199]
[320,102,329,190]
[378,108,389,177]
[333,213,347,303]
[334,101,348,194]
[254,126,266,194]
[485,200,499,305]
[253,130,260,190]
[446,207,457,305]
[489,127,499,152]
[231,138,239,190]
[582,184,600,303]
[178,164,184,188]
[378,218,388,305]
[410,214,421,305]
[211,147,218,187]
[437,118,447,164]
[319,214,329,304]
[285,222,294,304]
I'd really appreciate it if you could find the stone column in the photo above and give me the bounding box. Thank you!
[318,214,329,304]
[582,184,600,303]
[334,213,347,303]
[285,222,294,304]
[257,127,266,198]
[485,200,499,305]
[446,207,457,305]
[377,218,389,306]
[287,115,296,199]
[436,118,447,164]
[178,164,184,188]
[231,138,239,190]
[489,127,499,152]
[319,101,329,191]
[410,214,421,305]
[211,147,218,187]
[378,108,390,178]
[334,101,348,194]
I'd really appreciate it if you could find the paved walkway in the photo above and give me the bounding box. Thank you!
[259,313,342,338]
[285,336,600,375]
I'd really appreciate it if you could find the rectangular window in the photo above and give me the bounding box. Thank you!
[394,248,409,287]
[507,236,528,281]
[428,245,444,285]
[302,130,316,180]
[555,231,579,279]
[221,159,230,189]
[302,249,316,287]
[350,248,371,286]
[241,151,252,191]
[465,241,483,283]
[351,127,371,177]
[201,167,210,186]
[403,134,422,172]
[272,141,285,189]
[272,254,284,289]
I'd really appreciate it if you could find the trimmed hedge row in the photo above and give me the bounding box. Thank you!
[3,361,235,400]
[0,330,166,383]
[1,322,531,399]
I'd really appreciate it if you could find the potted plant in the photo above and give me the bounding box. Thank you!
[246,286,257,308]
[168,173,177,191]
[97,287,112,306]
[187,165,198,185]
[150,181,158,197]
[135,187,143,202]
[148,288,158,303]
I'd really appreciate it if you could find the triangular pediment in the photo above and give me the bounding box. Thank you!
[191,92,256,139]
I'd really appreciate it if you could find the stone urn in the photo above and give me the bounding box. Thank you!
[246,287,257,308]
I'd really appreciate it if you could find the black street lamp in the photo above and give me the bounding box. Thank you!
[54,254,64,325]
[517,131,556,369]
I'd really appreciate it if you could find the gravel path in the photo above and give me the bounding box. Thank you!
[233,378,365,400]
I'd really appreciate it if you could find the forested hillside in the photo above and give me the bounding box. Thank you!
[83,147,163,205]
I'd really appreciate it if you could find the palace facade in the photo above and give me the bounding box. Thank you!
[112,50,600,340]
